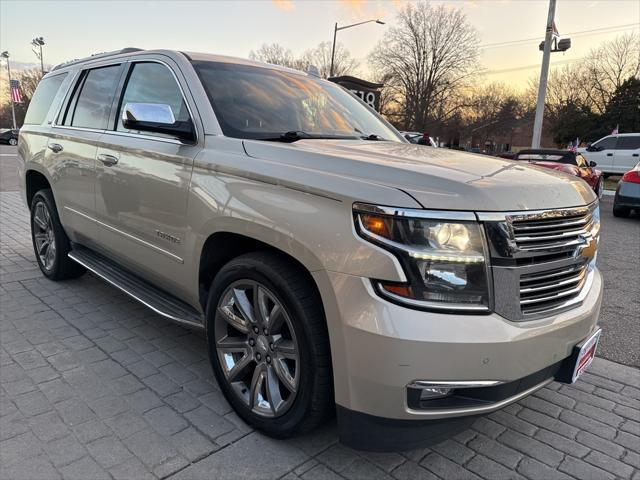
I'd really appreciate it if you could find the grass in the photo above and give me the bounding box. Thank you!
[604,176,621,191]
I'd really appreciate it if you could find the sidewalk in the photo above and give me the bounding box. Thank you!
[2,190,639,480]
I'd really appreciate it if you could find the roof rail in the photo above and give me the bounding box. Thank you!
[52,47,144,71]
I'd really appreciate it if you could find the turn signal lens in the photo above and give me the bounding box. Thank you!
[361,214,391,238]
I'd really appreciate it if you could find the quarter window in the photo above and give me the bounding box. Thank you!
[116,62,189,134]
[617,137,640,150]
[23,73,67,125]
[63,65,121,129]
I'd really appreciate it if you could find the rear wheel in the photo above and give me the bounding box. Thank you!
[30,189,85,280]
[8,138,17,146]
[206,252,333,437]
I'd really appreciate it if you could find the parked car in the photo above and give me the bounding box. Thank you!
[401,131,437,147]
[514,149,604,198]
[0,128,19,146]
[578,133,640,176]
[613,161,640,217]
[496,151,517,160]
[18,48,603,451]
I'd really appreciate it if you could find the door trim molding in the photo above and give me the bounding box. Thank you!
[64,206,184,264]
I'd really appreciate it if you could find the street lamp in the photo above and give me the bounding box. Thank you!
[1,51,17,129]
[31,36,45,75]
[329,19,385,77]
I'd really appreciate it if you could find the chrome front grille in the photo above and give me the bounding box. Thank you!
[519,264,588,315]
[511,209,593,251]
[479,202,599,321]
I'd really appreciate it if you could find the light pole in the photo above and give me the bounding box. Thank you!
[1,51,17,129]
[31,37,45,75]
[329,19,384,78]
[531,0,571,148]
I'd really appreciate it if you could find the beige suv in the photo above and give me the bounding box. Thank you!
[18,48,603,451]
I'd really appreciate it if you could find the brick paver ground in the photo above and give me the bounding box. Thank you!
[1,190,639,480]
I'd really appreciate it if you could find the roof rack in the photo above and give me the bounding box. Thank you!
[52,48,144,71]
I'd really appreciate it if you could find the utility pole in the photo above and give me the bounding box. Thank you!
[31,37,45,75]
[1,51,17,130]
[531,0,556,148]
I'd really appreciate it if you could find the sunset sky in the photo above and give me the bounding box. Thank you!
[1,0,638,90]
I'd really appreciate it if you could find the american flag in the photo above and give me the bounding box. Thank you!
[10,80,23,103]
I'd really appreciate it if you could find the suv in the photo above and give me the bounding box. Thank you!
[578,133,640,175]
[18,49,603,451]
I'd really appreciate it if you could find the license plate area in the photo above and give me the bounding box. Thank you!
[556,328,602,384]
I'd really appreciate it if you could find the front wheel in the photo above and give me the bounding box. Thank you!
[596,177,604,199]
[206,252,333,437]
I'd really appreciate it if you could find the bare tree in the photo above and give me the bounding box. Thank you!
[581,32,640,114]
[300,41,358,78]
[248,43,303,70]
[369,1,480,131]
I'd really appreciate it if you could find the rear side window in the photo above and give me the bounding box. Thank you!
[617,137,640,150]
[23,73,67,125]
[593,137,616,150]
[63,65,121,129]
[116,62,189,133]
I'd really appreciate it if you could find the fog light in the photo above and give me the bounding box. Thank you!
[419,386,453,400]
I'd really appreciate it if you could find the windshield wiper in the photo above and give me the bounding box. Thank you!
[259,131,360,143]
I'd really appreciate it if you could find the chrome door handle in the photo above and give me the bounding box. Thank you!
[97,154,119,166]
[48,143,63,153]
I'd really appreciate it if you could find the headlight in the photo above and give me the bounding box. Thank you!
[354,203,491,312]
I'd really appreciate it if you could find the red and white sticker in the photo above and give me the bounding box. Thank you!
[572,329,601,383]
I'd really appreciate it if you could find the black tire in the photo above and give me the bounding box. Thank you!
[206,251,333,438]
[613,205,630,218]
[30,189,86,280]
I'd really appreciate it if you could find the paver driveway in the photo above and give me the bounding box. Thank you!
[1,189,639,480]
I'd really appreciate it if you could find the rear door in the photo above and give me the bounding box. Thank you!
[94,57,203,299]
[614,136,640,173]
[48,63,124,245]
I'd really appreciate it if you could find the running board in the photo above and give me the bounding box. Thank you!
[68,246,204,330]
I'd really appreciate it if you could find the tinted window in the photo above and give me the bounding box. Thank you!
[193,61,401,142]
[117,62,189,133]
[23,73,67,125]
[617,137,640,150]
[65,65,121,129]
[593,137,616,150]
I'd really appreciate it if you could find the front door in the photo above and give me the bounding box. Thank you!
[94,59,202,300]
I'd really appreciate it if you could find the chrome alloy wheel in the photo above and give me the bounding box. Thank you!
[214,280,300,417]
[33,201,56,271]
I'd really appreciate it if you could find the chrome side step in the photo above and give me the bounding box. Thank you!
[68,246,204,330]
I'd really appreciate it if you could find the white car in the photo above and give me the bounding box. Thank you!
[578,133,640,175]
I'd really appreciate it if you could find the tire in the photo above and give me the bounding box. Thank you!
[596,177,604,199]
[8,138,17,146]
[30,189,86,280]
[613,205,630,218]
[206,251,333,438]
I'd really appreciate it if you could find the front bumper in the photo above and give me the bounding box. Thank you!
[313,268,602,448]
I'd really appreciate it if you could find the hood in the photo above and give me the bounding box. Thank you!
[243,140,596,211]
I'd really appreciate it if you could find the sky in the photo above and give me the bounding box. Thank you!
[1,0,639,91]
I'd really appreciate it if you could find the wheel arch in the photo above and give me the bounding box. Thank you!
[25,168,53,209]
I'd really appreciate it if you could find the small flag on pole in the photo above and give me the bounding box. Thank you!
[611,125,619,135]
[10,80,23,103]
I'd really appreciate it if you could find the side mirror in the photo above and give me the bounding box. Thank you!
[122,103,195,142]
[589,161,597,167]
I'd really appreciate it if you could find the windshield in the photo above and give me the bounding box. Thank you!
[516,152,577,165]
[193,61,402,142]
